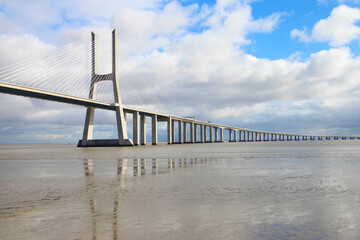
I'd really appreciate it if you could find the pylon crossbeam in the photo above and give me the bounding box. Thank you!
[93,73,112,82]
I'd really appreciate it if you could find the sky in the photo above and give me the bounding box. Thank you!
[0,0,360,143]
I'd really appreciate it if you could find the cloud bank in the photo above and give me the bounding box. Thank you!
[0,0,359,143]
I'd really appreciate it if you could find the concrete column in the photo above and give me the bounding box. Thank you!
[247,131,250,142]
[194,124,198,142]
[140,114,146,145]
[167,116,172,144]
[152,115,157,145]
[171,119,175,143]
[220,128,223,142]
[234,130,237,142]
[200,124,204,143]
[239,131,242,141]
[204,125,207,142]
[255,132,258,141]
[183,122,187,143]
[229,129,232,142]
[82,107,95,143]
[214,128,218,142]
[190,122,194,143]
[133,112,139,145]
[210,126,213,142]
[178,120,183,143]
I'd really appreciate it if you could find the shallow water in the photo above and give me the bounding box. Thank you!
[0,141,360,239]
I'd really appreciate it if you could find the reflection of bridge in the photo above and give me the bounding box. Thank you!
[0,30,359,146]
[83,157,213,239]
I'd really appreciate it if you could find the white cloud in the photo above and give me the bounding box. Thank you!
[1,1,360,143]
[0,34,53,66]
[292,5,360,46]
[290,27,311,42]
[111,1,193,56]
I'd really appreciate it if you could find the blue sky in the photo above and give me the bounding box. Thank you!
[0,0,360,143]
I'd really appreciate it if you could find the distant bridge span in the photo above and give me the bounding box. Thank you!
[0,30,359,146]
[1,81,359,146]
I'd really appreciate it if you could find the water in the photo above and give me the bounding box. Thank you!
[0,141,360,239]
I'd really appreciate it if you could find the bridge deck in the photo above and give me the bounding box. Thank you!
[1,82,359,140]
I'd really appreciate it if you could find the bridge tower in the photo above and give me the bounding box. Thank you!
[78,29,133,147]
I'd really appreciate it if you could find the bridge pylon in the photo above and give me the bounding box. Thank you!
[78,29,133,147]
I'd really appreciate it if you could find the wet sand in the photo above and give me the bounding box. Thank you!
[0,141,360,239]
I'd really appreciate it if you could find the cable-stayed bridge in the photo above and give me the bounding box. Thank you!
[0,30,359,147]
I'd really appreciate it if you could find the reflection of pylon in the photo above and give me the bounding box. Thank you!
[78,29,133,147]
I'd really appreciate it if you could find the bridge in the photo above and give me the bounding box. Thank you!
[0,30,359,147]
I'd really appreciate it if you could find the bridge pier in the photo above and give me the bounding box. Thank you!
[200,124,204,143]
[183,122,187,143]
[179,120,183,143]
[194,124,198,142]
[204,125,208,142]
[168,116,172,144]
[219,128,224,142]
[141,115,146,145]
[190,122,194,143]
[171,119,175,143]
[133,112,139,145]
[152,115,157,145]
